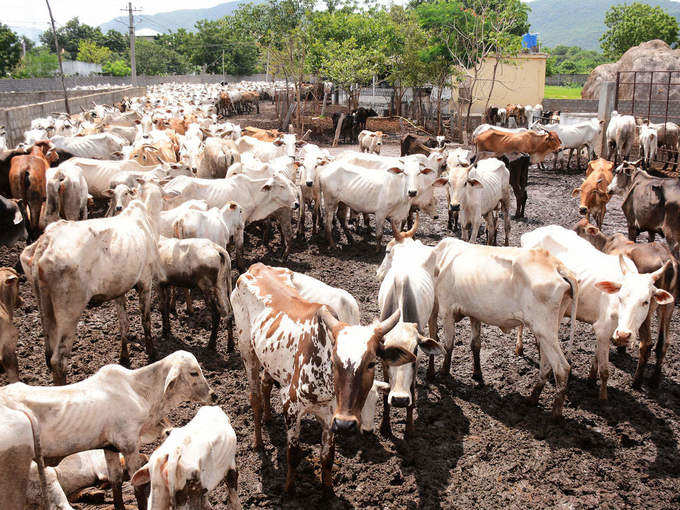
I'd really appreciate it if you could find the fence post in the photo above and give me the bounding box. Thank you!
[598,81,616,158]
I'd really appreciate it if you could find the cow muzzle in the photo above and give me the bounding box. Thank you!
[408,190,417,198]
[389,394,411,408]
[306,181,313,187]
[331,416,359,434]
[612,329,632,347]
[579,206,588,215]
[450,204,460,212]
[293,201,300,210]
[209,390,219,403]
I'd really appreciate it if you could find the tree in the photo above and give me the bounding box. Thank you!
[102,59,130,76]
[546,45,608,76]
[40,17,105,58]
[135,39,191,75]
[12,49,58,78]
[102,29,128,55]
[191,18,259,75]
[0,24,21,77]
[77,40,113,65]
[600,2,679,59]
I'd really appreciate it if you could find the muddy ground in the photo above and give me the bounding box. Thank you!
[2,141,680,509]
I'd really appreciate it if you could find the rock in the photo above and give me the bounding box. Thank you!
[582,40,680,100]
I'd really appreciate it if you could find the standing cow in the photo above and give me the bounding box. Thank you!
[571,158,614,229]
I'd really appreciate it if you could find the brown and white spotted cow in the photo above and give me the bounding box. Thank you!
[231,263,411,494]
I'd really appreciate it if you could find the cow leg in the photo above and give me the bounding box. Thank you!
[515,324,524,356]
[593,326,611,400]
[405,378,416,439]
[159,285,172,340]
[627,225,639,243]
[296,198,306,240]
[104,449,125,510]
[276,209,293,260]
[320,426,335,493]
[123,450,149,510]
[632,315,652,389]
[427,303,439,381]
[380,362,392,436]
[566,149,574,171]
[650,303,672,388]
[552,151,559,172]
[208,300,221,351]
[324,200,338,249]
[440,311,455,377]
[337,204,354,246]
[261,372,275,424]
[137,284,155,362]
[115,297,131,367]
[184,289,194,316]
[501,196,510,246]
[362,213,372,237]
[483,212,496,246]
[375,214,386,252]
[470,318,484,384]
[283,407,302,495]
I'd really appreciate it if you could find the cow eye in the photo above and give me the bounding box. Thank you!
[189,371,199,377]
[367,361,377,369]
[643,300,649,306]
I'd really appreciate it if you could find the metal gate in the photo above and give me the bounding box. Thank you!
[614,70,680,175]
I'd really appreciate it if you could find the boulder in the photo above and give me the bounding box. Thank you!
[582,40,680,100]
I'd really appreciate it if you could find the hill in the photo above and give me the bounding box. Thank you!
[99,0,251,34]
[527,0,680,50]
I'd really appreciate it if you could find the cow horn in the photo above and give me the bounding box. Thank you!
[375,310,401,339]
[391,219,405,242]
[650,260,671,283]
[317,306,341,335]
[403,213,418,239]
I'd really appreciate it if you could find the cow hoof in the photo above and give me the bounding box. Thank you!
[515,345,524,356]
[472,373,485,386]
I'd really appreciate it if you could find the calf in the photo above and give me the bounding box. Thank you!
[9,141,59,238]
[606,111,635,164]
[0,268,21,383]
[574,218,678,388]
[499,154,530,219]
[522,225,673,400]
[131,406,241,510]
[1,351,214,510]
[231,263,410,493]
[431,238,578,417]
[376,220,444,437]
[158,237,234,351]
[358,130,383,154]
[43,165,89,225]
[0,196,27,247]
[606,160,680,256]
[475,129,561,164]
[20,182,166,384]
[446,158,511,245]
[570,158,614,229]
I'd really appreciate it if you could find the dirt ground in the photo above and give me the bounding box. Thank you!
[2,141,680,510]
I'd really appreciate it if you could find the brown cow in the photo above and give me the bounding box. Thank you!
[400,134,439,157]
[570,158,614,229]
[475,129,561,164]
[0,267,22,382]
[242,126,283,142]
[574,218,678,388]
[9,140,58,238]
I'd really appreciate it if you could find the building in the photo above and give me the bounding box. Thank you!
[451,53,548,115]
[135,28,160,41]
[61,60,102,76]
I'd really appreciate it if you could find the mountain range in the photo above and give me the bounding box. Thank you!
[94,0,680,52]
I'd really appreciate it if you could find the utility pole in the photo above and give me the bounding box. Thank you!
[222,49,225,82]
[123,2,140,85]
[45,0,70,114]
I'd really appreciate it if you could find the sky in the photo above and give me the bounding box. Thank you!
[1,0,229,31]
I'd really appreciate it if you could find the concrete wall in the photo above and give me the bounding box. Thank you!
[0,88,124,108]
[0,73,267,92]
[543,97,680,124]
[62,61,103,76]
[452,54,548,115]
[1,86,146,147]
[543,98,598,113]
[545,74,589,86]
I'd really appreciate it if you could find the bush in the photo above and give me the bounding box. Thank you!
[102,59,130,76]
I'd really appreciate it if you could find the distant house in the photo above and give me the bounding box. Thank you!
[61,60,102,76]
[451,53,548,114]
[135,28,160,41]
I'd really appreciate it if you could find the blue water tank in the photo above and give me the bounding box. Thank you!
[522,33,538,49]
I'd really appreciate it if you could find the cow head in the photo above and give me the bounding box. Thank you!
[447,163,480,213]
[607,160,641,196]
[130,144,164,166]
[220,201,245,244]
[317,307,414,434]
[595,255,674,348]
[160,351,214,408]
[103,184,137,216]
[0,198,27,248]
[545,131,561,151]
[32,140,58,164]
[253,173,300,220]
[573,218,608,252]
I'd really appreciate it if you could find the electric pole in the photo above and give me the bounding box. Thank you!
[45,0,70,114]
[222,50,225,82]
[123,2,141,86]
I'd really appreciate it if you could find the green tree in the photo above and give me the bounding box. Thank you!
[0,24,22,77]
[12,49,58,78]
[102,59,130,76]
[546,45,608,76]
[77,40,113,65]
[102,29,128,55]
[191,18,259,75]
[40,17,105,58]
[600,2,679,59]
[135,39,190,75]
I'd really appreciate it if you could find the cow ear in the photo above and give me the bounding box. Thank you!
[585,225,599,235]
[377,344,416,367]
[467,178,482,187]
[102,189,115,198]
[162,190,180,200]
[261,183,273,191]
[163,365,181,397]
[654,289,674,306]
[229,202,238,210]
[571,188,581,198]
[131,464,151,486]
[433,177,448,187]
[13,207,23,225]
[273,139,284,146]
[595,281,622,294]
[420,167,434,175]
[618,254,636,275]
[417,334,445,356]
[387,167,403,175]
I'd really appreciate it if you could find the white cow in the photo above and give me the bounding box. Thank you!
[431,238,578,417]
[445,158,511,245]
[537,118,603,170]
[131,406,241,510]
[376,220,443,437]
[190,137,239,179]
[288,269,360,325]
[358,130,384,154]
[233,133,296,161]
[606,111,636,164]
[43,165,90,226]
[50,133,127,160]
[298,144,331,238]
[638,122,658,169]
[521,225,673,400]
[0,351,213,510]
[20,182,166,384]
[159,200,209,237]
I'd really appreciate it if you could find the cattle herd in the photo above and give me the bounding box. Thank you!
[0,82,679,509]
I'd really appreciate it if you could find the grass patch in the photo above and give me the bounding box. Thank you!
[544,85,582,99]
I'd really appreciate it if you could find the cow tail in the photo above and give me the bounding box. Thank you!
[557,265,579,352]
[22,406,49,510]
[173,219,184,240]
